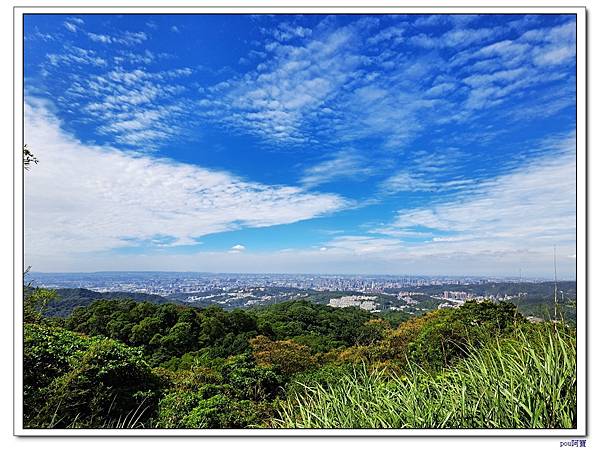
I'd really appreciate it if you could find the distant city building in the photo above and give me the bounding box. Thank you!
[438,302,459,309]
[328,295,378,311]
[444,291,469,300]
[360,301,377,311]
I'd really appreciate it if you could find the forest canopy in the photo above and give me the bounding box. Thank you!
[22,289,575,430]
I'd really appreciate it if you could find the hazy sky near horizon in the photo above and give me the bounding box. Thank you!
[24,13,577,277]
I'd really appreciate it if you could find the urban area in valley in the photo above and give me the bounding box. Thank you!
[29,271,577,321]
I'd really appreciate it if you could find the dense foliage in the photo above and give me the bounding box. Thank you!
[61,299,386,364]
[277,324,576,428]
[23,291,576,429]
[24,323,160,428]
[45,288,175,317]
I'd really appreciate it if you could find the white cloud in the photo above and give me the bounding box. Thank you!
[300,150,377,187]
[387,134,576,260]
[63,18,84,33]
[380,171,436,193]
[379,148,472,195]
[325,235,405,255]
[266,22,312,41]
[449,21,575,112]
[381,171,439,193]
[521,20,575,44]
[44,240,574,278]
[88,31,148,46]
[463,68,527,88]
[63,22,78,33]
[24,100,348,266]
[199,24,364,144]
[25,121,574,280]
[533,46,573,66]
[367,26,405,45]
[62,67,194,150]
[306,134,577,277]
[87,33,112,43]
[330,84,436,149]
[193,17,574,152]
[412,27,501,49]
[46,46,106,67]
[442,27,501,48]
[409,33,438,49]
[114,49,155,65]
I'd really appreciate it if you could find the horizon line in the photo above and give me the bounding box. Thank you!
[26,270,574,282]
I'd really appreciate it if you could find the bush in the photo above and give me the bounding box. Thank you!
[24,323,89,419]
[406,301,523,370]
[286,363,355,398]
[221,354,282,400]
[154,353,282,428]
[182,395,269,428]
[157,388,275,428]
[24,323,161,428]
[250,335,317,377]
[24,287,58,323]
[156,390,207,428]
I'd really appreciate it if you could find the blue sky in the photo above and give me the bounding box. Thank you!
[23,14,577,277]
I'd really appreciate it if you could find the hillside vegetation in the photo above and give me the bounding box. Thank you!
[41,288,176,317]
[23,287,576,429]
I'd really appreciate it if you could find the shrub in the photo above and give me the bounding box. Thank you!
[24,324,161,428]
[158,390,274,429]
[24,287,58,323]
[406,301,523,370]
[221,354,282,400]
[250,335,317,377]
[156,390,206,428]
[23,323,89,420]
[286,363,355,398]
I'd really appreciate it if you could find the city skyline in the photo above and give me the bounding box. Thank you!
[29,270,567,300]
[24,14,577,277]
[27,269,567,282]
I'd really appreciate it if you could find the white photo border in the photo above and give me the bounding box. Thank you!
[13,3,587,437]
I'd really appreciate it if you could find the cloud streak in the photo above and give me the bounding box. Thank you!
[319,133,576,276]
[300,150,378,187]
[88,31,148,46]
[391,133,575,249]
[23,15,578,277]
[24,100,348,263]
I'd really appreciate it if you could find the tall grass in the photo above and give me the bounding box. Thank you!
[27,396,151,429]
[275,324,576,429]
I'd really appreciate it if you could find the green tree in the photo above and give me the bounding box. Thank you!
[161,321,197,355]
[250,335,317,377]
[23,287,58,323]
[130,316,163,346]
[410,301,523,370]
[24,323,161,428]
